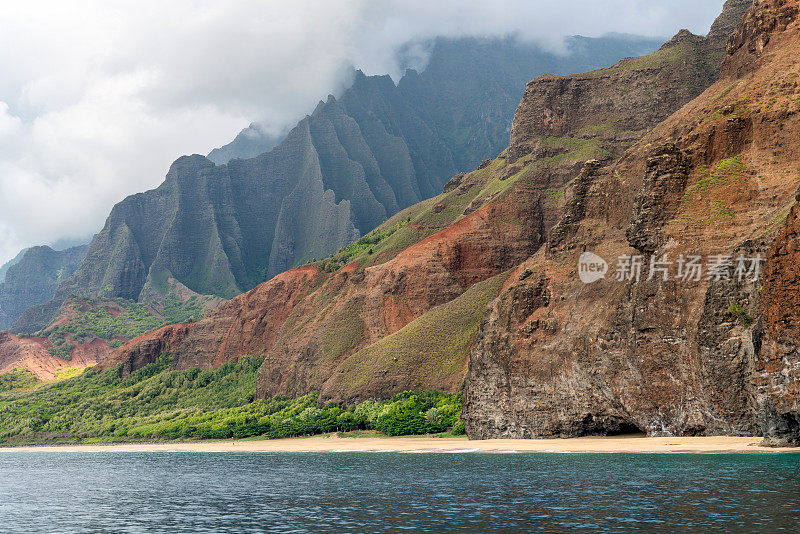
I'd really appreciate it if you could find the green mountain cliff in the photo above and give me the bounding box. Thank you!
[0,245,88,331]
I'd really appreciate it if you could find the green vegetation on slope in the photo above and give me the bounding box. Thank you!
[43,299,162,342]
[33,296,210,353]
[316,218,410,273]
[329,273,509,395]
[535,136,616,167]
[161,294,209,324]
[727,302,755,327]
[678,154,749,224]
[0,369,40,393]
[0,354,463,444]
[685,154,746,197]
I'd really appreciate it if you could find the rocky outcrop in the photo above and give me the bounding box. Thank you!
[626,144,692,254]
[547,159,603,249]
[0,245,88,331]
[464,0,800,441]
[492,0,754,255]
[507,1,752,165]
[723,0,799,78]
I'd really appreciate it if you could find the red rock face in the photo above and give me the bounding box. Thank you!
[758,192,800,444]
[722,0,800,78]
[0,332,103,380]
[507,8,739,165]
[464,0,800,443]
[98,265,318,375]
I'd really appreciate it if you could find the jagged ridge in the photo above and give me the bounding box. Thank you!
[18,35,662,335]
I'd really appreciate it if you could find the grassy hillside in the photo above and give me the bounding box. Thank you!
[19,296,212,360]
[326,273,509,397]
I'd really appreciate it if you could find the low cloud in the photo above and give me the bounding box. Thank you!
[0,0,725,264]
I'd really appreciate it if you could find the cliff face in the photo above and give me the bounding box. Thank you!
[0,248,28,284]
[35,36,660,328]
[463,0,800,444]
[501,0,752,245]
[0,245,88,331]
[760,195,800,444]
[509,1,750,154]
[747,0,800,446]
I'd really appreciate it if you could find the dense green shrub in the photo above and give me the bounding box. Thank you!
[44,299,162,343]
[41,296,210,349]
[161,295,208,325]
[374,392,461,436]
[0,369,39,392]
[47,342,74,361]
[726,302,754,326]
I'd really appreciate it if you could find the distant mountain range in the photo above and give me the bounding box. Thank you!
[0,249,28,284]
[7,34,662,333]
[0,245,88,331]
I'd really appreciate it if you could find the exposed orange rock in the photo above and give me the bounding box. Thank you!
[0,332,101,380]
[759,199,800,443]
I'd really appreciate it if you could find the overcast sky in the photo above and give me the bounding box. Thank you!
[0,0,726,265]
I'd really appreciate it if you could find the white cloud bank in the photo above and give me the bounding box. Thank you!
[0,0,725,264]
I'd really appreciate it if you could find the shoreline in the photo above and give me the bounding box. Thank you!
[1,434,797,454]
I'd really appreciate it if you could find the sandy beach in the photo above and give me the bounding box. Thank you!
[2,434,797,454]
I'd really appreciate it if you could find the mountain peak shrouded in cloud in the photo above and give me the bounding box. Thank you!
[0,0,727,265]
